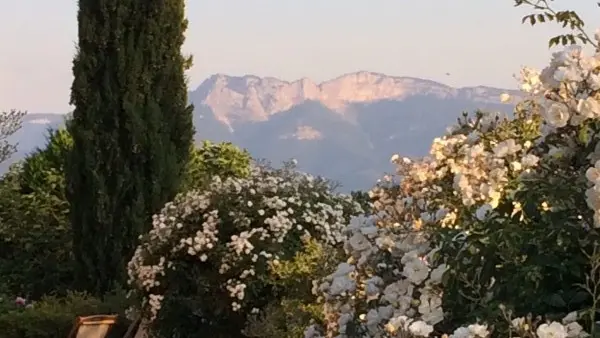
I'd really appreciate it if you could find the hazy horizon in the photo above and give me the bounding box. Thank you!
[2,0,600,114]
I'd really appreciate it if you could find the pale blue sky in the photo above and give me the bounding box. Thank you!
[1,0,599,114]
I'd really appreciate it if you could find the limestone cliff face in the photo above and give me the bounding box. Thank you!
[191,71,519,127]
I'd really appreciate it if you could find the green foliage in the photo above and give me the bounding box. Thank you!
[350,190,372,213]
[243,300,322,338]
[182,141,252,191]
[0,129,72,298]
[67,0,194,295]
[242,238,340,338]
[20,128,71,195]
[0,291,130,338]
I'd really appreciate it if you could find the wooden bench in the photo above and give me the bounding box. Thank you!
[66,315,118,338]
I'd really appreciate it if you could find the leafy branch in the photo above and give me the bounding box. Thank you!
[514,0,598,49]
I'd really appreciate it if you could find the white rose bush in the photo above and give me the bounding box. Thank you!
[126,161,363,337]
[305,33,600,338]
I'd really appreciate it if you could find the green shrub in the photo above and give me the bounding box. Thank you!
[242,238,338,337]
[182,140,252,191]
[0,168,71,299]
[19,128,71,196]
[0,129,72,298]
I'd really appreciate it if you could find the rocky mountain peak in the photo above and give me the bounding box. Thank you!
[191,71,519,127]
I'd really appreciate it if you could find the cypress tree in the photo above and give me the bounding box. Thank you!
[67,0,194,295]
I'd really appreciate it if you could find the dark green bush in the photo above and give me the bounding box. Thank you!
[0,291,130,338]
[0,129,72,298]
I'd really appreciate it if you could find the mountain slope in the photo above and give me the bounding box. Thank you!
[234,101,376,186]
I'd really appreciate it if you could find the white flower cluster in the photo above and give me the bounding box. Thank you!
[511,311,586,338]
[518,35,600,131]
[126,165,362,322]
[431,134,538,209]
[306,212,445,337]
[307,210,459,338]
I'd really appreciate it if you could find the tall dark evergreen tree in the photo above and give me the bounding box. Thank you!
[67,0,194,295]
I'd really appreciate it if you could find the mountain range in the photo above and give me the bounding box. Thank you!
[4,71,521,191]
